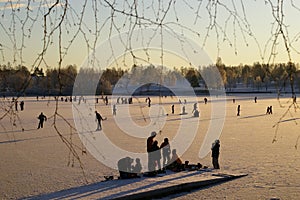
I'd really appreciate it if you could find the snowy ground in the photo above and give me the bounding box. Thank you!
[0,94,300,199]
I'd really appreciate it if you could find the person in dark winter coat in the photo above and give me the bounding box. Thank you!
[20,101,24,111]
[37,112,47,129]
[152,140,161,170]
[237,105,241,116]
[95,111,104,130]
[112,104,117,116]
[211,139,220,169]
[160,138,171,168]
[147,131,157,172]
[117,157,134,179]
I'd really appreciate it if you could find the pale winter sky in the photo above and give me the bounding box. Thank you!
[0,0,300,70]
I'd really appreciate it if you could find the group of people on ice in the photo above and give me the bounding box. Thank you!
[117,130,221,179]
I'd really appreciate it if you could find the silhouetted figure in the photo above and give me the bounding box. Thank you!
[147,131,157,172]
[193,109,200,117]
[152,140,161,170]
[211,139,220,169]
[95,111,104,131]
[132,158,142,175]
[269,106,273,114]
[192,102,197,113]
[204,97,208,104]
[112,104,117,116]
[192,102,199,117]
[171,104,174,114]
[181,105,186,115]
[160,138,171,168]
[20,101,24,111]
[37,112,47,129]
[128,97,133,104]
[117,157,135,179]
[266,106,270,114]
[167,149,183,172]
[36,96,39,101]
[184,161,202,171]
[233,98,235,103]
[237,105,241,116]
[254,96,257,103]
[148,97,151,107]
[293,95,297,103]
[15,100,18,111]
[105,96,108,105]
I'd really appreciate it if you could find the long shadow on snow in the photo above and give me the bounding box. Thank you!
[22,171,207,200]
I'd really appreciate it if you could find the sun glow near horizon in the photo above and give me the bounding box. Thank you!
[0,1,300,69]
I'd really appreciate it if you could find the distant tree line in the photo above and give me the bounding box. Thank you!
[213,57,299,94]
[0,58,299,96]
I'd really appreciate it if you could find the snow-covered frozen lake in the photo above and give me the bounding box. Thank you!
[0,94,299,199]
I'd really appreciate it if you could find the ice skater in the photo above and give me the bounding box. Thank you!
[112,104,117,116]
[105,96,108,105]
[211,139,220,169]
[181,105,187,115]
[20,101,24,111]
[15,100,18,111]
[237,105,241,116]
[192,102,200,117]
[95,111,104,131]
[37,112,47,129]
[148,97,151,107]
[171,104,174,114]
[266,106,270,114]
[192,102,197,113]
[193,109,200,117]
